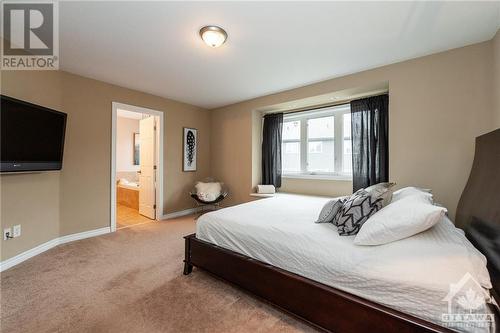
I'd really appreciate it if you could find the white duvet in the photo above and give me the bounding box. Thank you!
[196,194,497,333]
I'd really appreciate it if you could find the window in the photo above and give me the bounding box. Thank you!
[282,120,301,173]
[281,104,352,179]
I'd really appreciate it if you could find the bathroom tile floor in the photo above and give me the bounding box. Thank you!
[116,204,154,229]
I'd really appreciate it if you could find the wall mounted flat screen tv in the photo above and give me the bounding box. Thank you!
[1,95,67,173]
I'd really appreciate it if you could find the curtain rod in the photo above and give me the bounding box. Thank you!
[278,91,389,116]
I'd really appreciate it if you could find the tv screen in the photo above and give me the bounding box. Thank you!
[1,95,67,172]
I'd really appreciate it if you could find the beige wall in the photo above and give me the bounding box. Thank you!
[281,178,352,198]
[493,29,500,128]
[211,40,495,220]
[117,117,140,173]
[1,72,63,261]
[1,70,210,260]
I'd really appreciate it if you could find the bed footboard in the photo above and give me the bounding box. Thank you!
[183,234,193,275]
[183,233,453,333]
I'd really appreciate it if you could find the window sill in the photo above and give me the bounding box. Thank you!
[282,174,352,181]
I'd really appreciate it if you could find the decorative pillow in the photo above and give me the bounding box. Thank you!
[195,182,222,202]
[391,186,433,203]
[315,198,345,223]
[354,195,447,246]
[364,182,396,207]
[334,190,383,236]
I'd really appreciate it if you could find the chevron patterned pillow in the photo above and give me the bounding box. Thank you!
[334,189,383,236]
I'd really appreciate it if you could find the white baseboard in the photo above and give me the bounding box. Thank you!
[161,207,200,220]
[0,238,60,273]
[0,226,111,272]
[1,206,199,272]
[58,227,110,245]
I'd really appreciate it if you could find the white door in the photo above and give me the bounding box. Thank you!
[139,116,156,219]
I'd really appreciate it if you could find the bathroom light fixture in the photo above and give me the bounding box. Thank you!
[199,26,227,48]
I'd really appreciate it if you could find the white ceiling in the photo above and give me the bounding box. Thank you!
[60,1,500,109]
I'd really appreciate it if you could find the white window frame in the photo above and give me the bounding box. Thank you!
[282,104,352,180]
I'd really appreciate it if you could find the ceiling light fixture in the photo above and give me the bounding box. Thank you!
[199,26,227,48]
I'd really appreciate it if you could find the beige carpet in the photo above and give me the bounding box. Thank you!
[1,215,317,333]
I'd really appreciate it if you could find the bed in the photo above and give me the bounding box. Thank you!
[183,129,500,333]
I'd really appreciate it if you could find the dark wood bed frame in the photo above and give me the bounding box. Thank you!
[183,129,500,333]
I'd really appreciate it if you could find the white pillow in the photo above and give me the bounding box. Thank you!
[354,194,447,246]
[195,182,222,202]
[391,186,433,203]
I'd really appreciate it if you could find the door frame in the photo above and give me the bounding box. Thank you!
[111,102,164,232]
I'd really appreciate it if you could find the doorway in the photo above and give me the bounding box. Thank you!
[111,102,164,231]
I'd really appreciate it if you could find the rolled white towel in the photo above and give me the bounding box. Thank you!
[257,184,276,194]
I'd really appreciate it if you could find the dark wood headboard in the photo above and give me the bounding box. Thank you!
[456,129,500,228]
[456,128,500,296]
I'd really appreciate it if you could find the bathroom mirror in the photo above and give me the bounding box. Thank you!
[133,132,140,165]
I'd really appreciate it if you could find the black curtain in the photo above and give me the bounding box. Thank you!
[262,113,284,188]
[350,94,389,192]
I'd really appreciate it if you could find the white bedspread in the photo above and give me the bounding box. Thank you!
[196,194,496,333]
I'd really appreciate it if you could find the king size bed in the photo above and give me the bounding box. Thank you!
[183,129,500,333]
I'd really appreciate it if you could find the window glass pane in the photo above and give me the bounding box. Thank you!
[308,141,323,153]
[343,139,352,173]
[307,140,334,173]
[285,142,299,154]
[282,142,300,173]
[307,116,334,173]
[343,114,352,173]
[283,121,300,140]
[307,116,334,139]
[343,114,351,139]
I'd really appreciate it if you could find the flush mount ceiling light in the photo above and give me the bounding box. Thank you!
[199,26,227,48]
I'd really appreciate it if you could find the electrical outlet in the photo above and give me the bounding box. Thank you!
[3,228,12,241]
[13,225,21,237]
